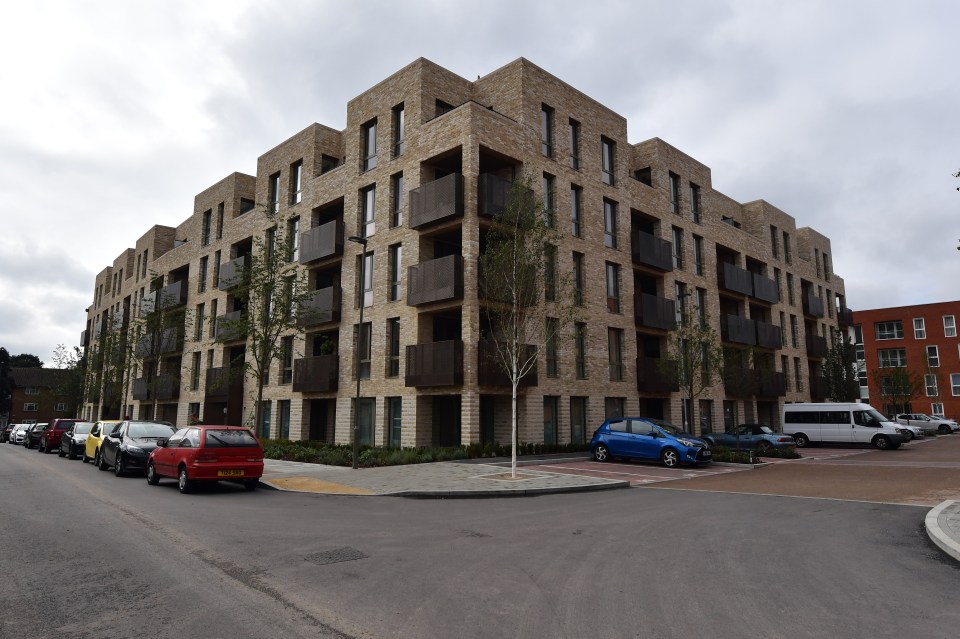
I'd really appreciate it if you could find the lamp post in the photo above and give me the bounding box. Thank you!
[347,235,368,470]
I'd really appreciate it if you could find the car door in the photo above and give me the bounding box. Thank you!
[629,420,663,461]
[101,422,125,466]
[851,410,879,444]
[604,419,633,457]
[153,429,185,477]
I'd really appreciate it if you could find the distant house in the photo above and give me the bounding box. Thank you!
[4,368,72,426]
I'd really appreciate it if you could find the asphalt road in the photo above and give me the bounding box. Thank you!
[2,442,959,639]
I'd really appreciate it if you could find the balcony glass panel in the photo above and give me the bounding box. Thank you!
[218,255,248,290]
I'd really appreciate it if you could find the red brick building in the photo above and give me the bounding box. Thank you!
[853,301,960,419]
[1,368,73,427]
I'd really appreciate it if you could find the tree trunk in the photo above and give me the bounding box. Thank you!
[511,380,518,479]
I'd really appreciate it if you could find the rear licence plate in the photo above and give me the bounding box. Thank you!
[218,469,244,477]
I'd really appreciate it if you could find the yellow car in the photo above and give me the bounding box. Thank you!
[83,420,123,465]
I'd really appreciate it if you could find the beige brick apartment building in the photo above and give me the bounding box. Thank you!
[80,57,852,446]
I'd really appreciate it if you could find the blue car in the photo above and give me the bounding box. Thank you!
[701,423,796,454]
[590,417,712,468]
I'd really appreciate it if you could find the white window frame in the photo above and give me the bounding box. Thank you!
[878,348,906,368]
[952,373,960,396]
[945,315,957,338]
[925,374,938,397]
[25,387,39,395]
[875,321,903,340]
[913,317,926,339]
[23,403,38,412]
[932,402,945,417]
[55,402,66,412]
[927,345,940,368]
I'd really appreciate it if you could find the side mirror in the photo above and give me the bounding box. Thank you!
[156,439,168,448]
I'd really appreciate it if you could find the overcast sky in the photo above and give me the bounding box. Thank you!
[1,0,958,365]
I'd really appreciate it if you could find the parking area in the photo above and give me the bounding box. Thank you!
[501,456,751,486]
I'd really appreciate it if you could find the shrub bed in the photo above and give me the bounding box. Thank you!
[710,445,801,464]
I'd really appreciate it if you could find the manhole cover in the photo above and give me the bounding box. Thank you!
[304,547,369,565]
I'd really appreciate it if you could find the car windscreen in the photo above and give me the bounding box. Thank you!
[758,426,774,434]
[74,423,93,434]
[127,422,177,438]
[646,418,684,436]
[204,429,259,448]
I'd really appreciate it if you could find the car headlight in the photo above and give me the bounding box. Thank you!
[678,439,699,447]
[125,445,144,454]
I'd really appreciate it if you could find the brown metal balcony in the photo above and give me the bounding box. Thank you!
[636,357,679,393]
[630,230,674,272]
[299,219,343,264]
[806,334,828,358]
[405,340,464,387]
[718,262,753,296]
[218,255,248,290]
[132,377,149,400]
[803,291,825,318]
[838,307,854,326]
[292,355,339,393]
[477,341,537,387]
[158,325,184,354]
[407,255,464,306]
[756,370,786,397]
[215,310,247,342]
[409,173,464,229]
[157,280,188,310]
[809,375,827,400]
[721,314,757,345]
[634,293,676,330]
[723,367,756,397]
[477,173,533,219]
[756,321,783,349]
[751,273,779,304]
[139,290,157,315]
[297,286,341,327]
[204,366,244,400]
[154,374,180,400]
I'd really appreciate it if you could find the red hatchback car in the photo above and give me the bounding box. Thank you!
[146,425,264,493]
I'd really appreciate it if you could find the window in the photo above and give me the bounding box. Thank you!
[542,173,555,227]
[603,199,617,248]
[265,226,277,263]
[191,351,202,391]
[281,336,293,384]
[540,104,554,157]
[321,155,339,174]
[689,183,701,223]
[24,387,39,395]
[794,358,803,392]
[388,244,402,301]
[208,299,218,338]
[600,137,615,185]
[435,99,454,117]
[54,402,66,412]
[823,252,831,281]
[781,355,790,388]
[357,252,374,307]
[288,217,300,262]
[875,321,903,340]
[783,232,792,264]
[570,184,582,237]
[914,318,926,339]
[195,303,205,341]
[815,248,821,277]
[391,173,404,227]
[774,268,782,300]
[387,396,402,447]
[269,172,280,214]
[671,226,684,270]
[568,118,580,169]
[669,173,681,214]
[216,202,224,239]
[779,311,787,345]
[386,318,400,377]
[213,250,221,291]
[546,318,559,377]
[290,160,303,204]
[572,252,585,306]
[878,348,907,368]
[361,119,377,171]
[790,315,799,348]
[608,328,624,381]
[770,225,779,258]
[952,374,960,396]
[392,103,404,158]
[675,282,688,324]
[355,322,372,380]
[945,315,957,338]
[278,400,291,439]
[201,210,212,246]
[570,397,587,444]
[926,374,939,396]
[198,256,208,293]
[544,245,557,301]
[361,185,376,238]
[696,288,707,327]
[693,235,704,276]
[604,397,624,419]
[605,262,620,313]
[927,345,940,367]
[240,197,255,214]
[543,398,558,446]
[24,403,38,412]
[932,402,945,417]
[786,273,795,305]
[575,322,587,379]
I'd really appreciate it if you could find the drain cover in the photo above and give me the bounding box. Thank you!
[304,547,369,565]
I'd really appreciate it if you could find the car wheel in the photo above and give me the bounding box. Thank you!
[661,448,680,468]
[146,463,160,486]
[38,440,44,452]
[58,446,65,458]
[874,435,891,450]
[794,433,810,448]
[178,467,192,494]
[593,444,611,463]
[114,453,124,477]
[82,451,89,463]
[939,425,950,435]
[244,479,259,491]
[756,441,773,455]
[96,450,108,471]
[68,447,76,460]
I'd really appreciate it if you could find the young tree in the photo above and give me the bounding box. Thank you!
[822,332,859,402]
[659,305,724,436]
[214,213,315,435]
[479,176,580,477]
[871,366,924,415]
[51,344,87,417]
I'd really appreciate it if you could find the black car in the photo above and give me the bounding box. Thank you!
[0,423,14,443]
[23,423,47,449]
[98,420,176,476]
[58,421,94,460]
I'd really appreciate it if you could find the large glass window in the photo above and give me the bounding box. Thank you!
[570,397,587,444]
[288,217,300,262]
[951,374,960,396]
[568,119,580,169]
[925,374,938,396]
[392,104,404,158]
[281,336,293,384]
[361,185,376,238]
[608,328,623,381]
[927,345,940,367]
[387,397,402,447]
[605,262,620,313]
[603,199,617,248]
[945,315,957,337]
[361,119,377,171]
[356,322,372,380]
[388,244,402,301]
[391,173,404,227]
[875,321,903,340]
[669,173,681,214]
[601,137,615,185]
[201,210,212,246]
[290,160,303,204]
[878,348,907,368]
[269,173,280,214]
[541,104,554,157]
[693,235,703,276]
[386,318,400,377]
[913,317,926,339]
[570,184,582,237]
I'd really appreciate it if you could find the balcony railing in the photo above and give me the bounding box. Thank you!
[80,330,88,347]
[409,173,464,229]
[718,262,753,296]
[405,340,464,387]
[756,321,783,349]
[139,290,157,315]
[806,334,828,358]
[154,374,179,400]
[204,366,244,400]
[299,219,343,264]
[134,334,154,358]
[723,368,756,397]
[634,293,676,331]
[297,286,341,327]
[407,255,463,306]
[721,314,757,345]
[838,307,855,326]
[803,291,825,318]
[215,311,247,342]
[636,357,679,393]
[809,375,827,400]
[158,325,184,354]
[292,355,339,393]
[630,230,674,272]
[132,378,149,400]
[756,371,786,397]
[477,341,537,387]
[218,255,248,290]
[751,273,779,304]
[478,173,534,219]
[157,280,188,310]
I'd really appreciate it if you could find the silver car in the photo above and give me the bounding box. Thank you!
[9,424,29,445]
[895,414,960,435]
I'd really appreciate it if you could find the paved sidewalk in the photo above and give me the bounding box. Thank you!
[926,500,960,563]
[260,455,630,497]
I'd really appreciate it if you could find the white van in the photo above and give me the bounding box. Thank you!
[782,403,908,450]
